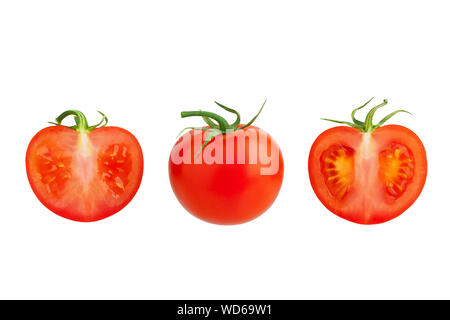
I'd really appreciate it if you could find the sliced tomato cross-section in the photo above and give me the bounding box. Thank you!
[26,111,143,222]
[309,99,427,224]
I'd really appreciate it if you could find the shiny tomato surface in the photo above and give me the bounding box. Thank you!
[169,126,284,225]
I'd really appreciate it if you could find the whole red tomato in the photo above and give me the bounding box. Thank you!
[26,110,144,222]
[169,101,284,225]
[309,98,427,224]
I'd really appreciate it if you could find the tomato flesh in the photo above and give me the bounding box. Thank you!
[321,145,355,199]
[97,144,133,197]
[378,143,415,198]
[26,126,143,222]
[309,125,427,224]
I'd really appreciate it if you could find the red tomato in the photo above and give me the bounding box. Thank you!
[169,101,284,225]
[26,111,143,222]
[308,98,427,224]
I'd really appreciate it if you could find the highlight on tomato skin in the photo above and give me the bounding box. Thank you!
[168,100,284,225]
[308,98,427,225]
[26,110,144,222]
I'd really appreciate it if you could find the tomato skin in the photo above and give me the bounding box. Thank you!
[169,126,284,225]
[26,126,144,222]
[308,124,427,224]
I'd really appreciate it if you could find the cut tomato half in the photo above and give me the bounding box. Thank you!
[26,111,144,222]
[309,99,427,224]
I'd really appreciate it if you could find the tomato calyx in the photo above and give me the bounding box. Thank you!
[321,97,412,132]
[177,100,267,154]
[49,110,109,133]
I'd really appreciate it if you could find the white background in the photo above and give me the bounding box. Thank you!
[0,0,448,299]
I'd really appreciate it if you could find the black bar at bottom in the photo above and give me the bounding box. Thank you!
[0,299,441,319]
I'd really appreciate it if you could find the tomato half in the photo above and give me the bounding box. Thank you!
[169,101,284,225]
[308,99,427,224]
[26,111,143,222]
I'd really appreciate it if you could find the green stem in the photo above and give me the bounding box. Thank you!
[180,100,266,134]
[214,101,241,129]
[181,111,230,131]
[50,110,108,133]
[321,98,411,133]
[364,99,388,132]
[239,99,266,130]
[179,100,267,154]
[351,97,374,126]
